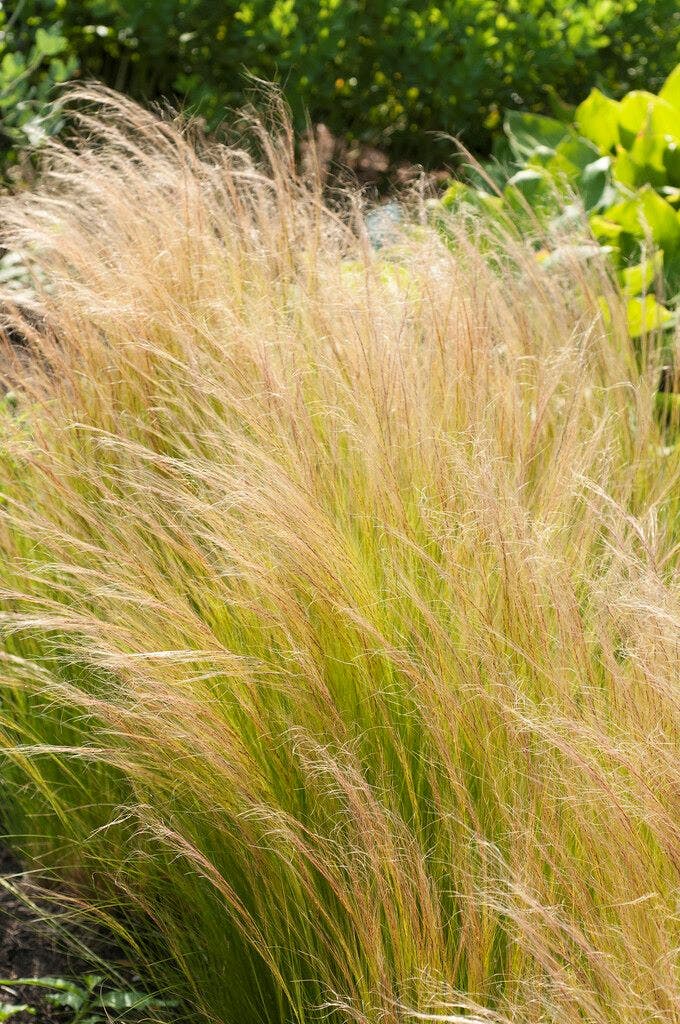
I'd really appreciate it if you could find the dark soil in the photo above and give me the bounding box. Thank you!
[0,842,122,1023]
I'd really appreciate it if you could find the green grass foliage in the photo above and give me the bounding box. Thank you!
[0,91,678,1023]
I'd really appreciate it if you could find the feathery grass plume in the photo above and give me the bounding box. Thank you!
[0,87,679,1024]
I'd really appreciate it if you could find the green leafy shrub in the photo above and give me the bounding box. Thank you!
[10,0,680,164]
[0,2,77,179]
[438,61,680,340]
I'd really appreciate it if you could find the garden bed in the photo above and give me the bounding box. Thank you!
[1,843,81,1022]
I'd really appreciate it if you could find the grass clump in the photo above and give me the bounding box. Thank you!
[0,89,678,1024]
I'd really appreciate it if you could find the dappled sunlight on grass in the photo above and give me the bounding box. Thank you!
[0,89,678,1024]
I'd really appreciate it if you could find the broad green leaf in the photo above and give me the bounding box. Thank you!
[82,975,104,992]
[441,181,470,210]
[504,167,555,211]
[611,148,638,188]
[33,28,68,58]
[575,88,620,152]
[604,186,680,252]
[578,155,611,210]
[618,92,680,148]
[664,141,680,187]
[0,52,25,83]
[541,135,601,187]
[659,64,680,111]
[50,55,78,84]
[504,110,569,160]
[0,978,86,1012]
[0,979,82,992]
[590,213,624,243]
[613,132,668,189]
[545,84,576,124]
[554,135,600,172]
[626,294,672,337]
[0,1005,34,1021]
[527,144,559,168]
[440,182,504,218]
[620,250,663,295]
[475,192,506,215]
[661,186,680,206]
[98,989,162,1011]
[45,989,86,1011]
[97,987,146,1011]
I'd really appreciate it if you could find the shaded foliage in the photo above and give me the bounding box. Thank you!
[3,0,680,170]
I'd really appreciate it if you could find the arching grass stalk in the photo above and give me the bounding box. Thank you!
[0,87,678,1024]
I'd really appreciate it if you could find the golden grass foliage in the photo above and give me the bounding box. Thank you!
[0,90,678,1024]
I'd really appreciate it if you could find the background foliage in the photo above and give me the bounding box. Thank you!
[434,63,680,348]
[3,0,680,172]
[0,1,75,173]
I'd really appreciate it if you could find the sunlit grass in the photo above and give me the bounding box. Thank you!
[0,89,678,1024]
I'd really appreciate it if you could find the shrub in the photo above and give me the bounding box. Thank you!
[0,90,679,1024]
[12,0,680,164]
[438,60,680,343]
[0,3,76,179]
